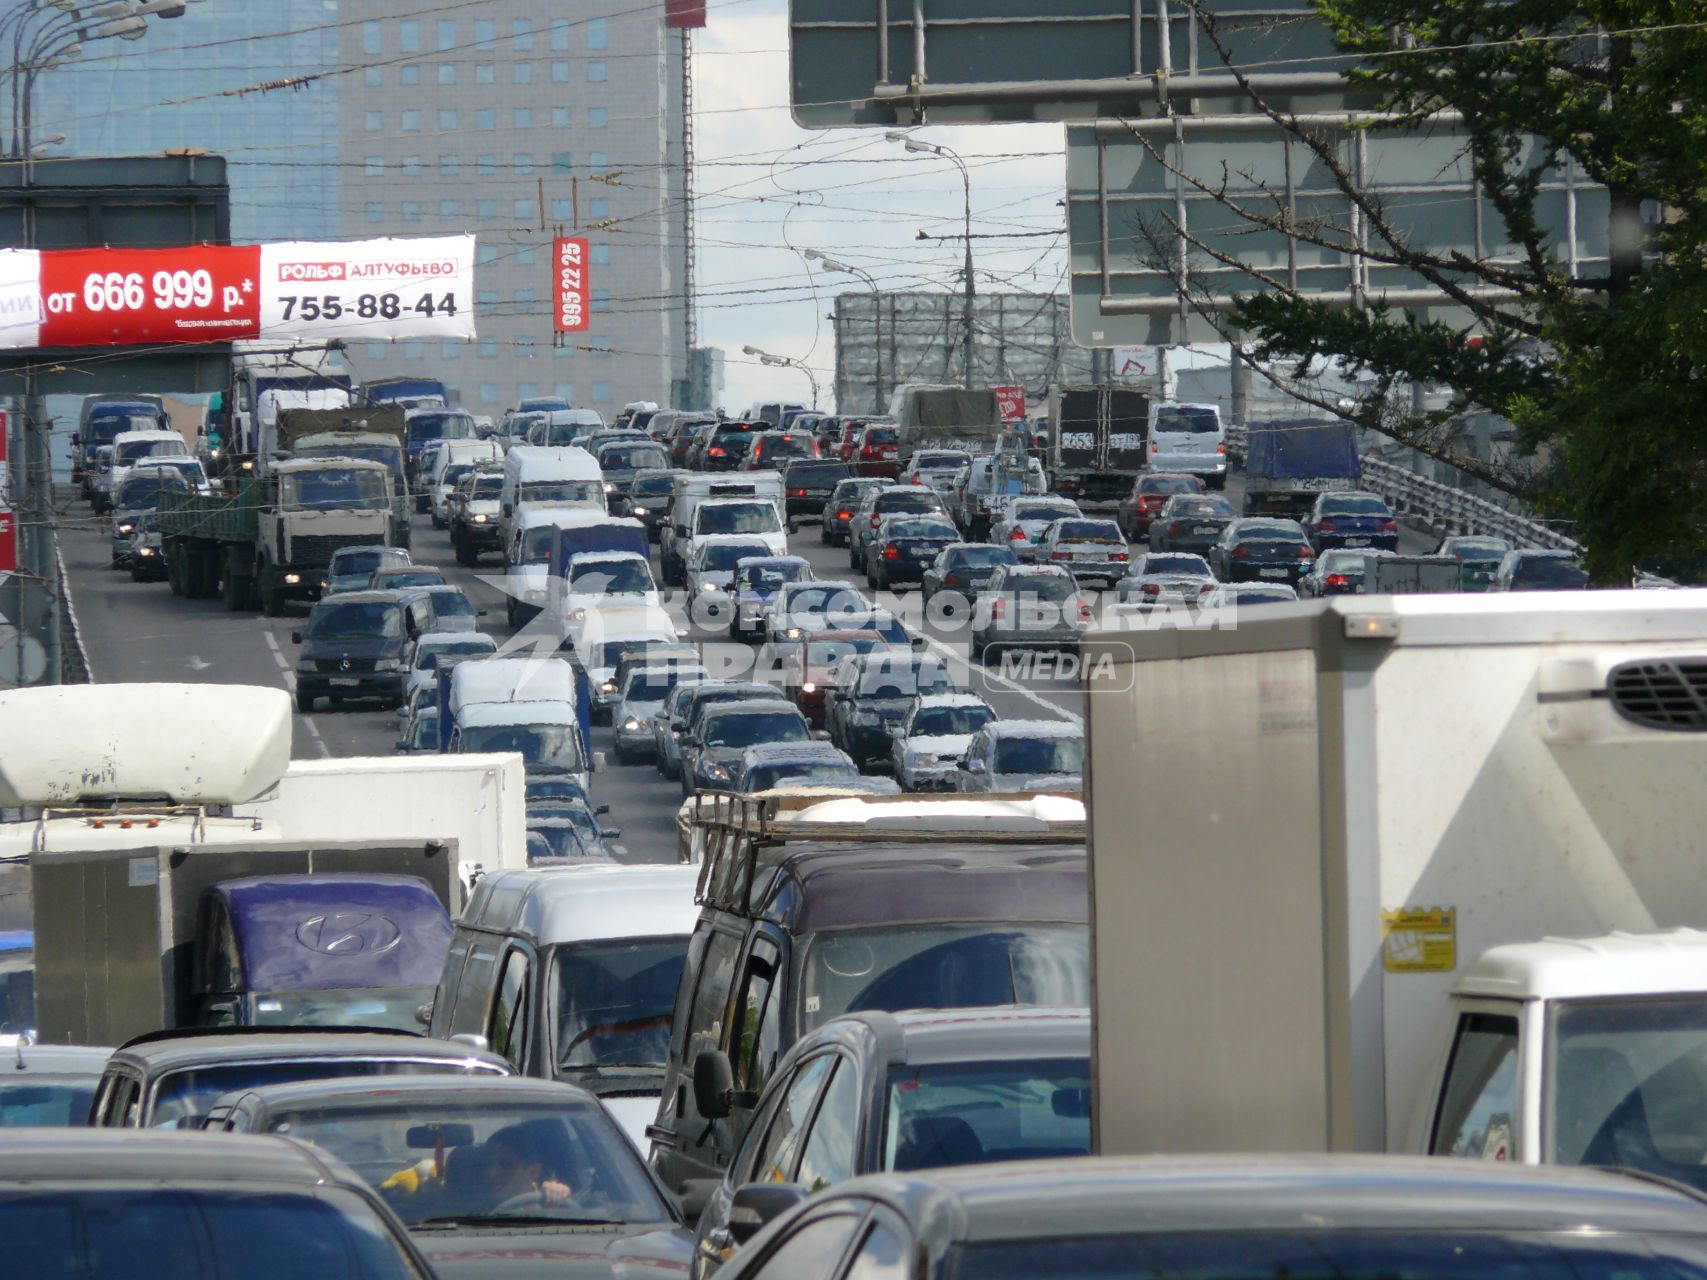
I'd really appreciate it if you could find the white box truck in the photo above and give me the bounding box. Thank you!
[1081,591,1707,1176]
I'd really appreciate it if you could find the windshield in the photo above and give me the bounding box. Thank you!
[689,542,764,573]
[408,413,476,443]
[1143,476,1203,496]
[470,475,502,497]
[788,461,849,484]
[805,637,884,668]
[458,723,586,774]
[954,1230,1707,1280]
[308,602,403,640]
[333,549,398,574]
[632,473,678,497]
[952,546,1018,568]
[995,734,1085,775]
[258,1100,670,1228]
[416,639,493,669]
[115,438,185,466]
[601,446,667,471]
[857,663,954,699]
[1144,555,1210,576]
[571,559,654,595]
[281,468,389,511]
[786,587,869,623]
[625,668,697,701]
[1014,503,1075,523]
[911,704,995,737]
[530,823,594,858]
[152,1059,505,1128]
[879,493,941,515]
[1152,406,1220,433]
[374,570,443,589]
[915,453,969,471]
[4,1187,431,1277]
[803,923,1088,1033]
[518,479,603,505]
[1518,556,1591,588]
[1236,522,1305,544]
[592,639,667,670]
[698,503,779,536]
[738,561,808,590]
[864,427,897,445]
[423,591,476,620]
[0,1077,96,1128]
[1321,495,1391,516]
[884,1057,1090,1171]
[116,477,184,509]
[887,519,954,540]
[1010,574,1076,603]
[1055,520,1122,544]
[440,463,478,487]
[246,986,435,1033]
[556,937,688,1075]
[297,444,406,489]
[520,526,556,564]
[1169,496,1233,517]
[1447,538,1509,559]
[703,709,807,748]
[746,761,856,790]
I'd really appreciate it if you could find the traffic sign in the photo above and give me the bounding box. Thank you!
[1067,117,1608,347]
[790,0,1357,127]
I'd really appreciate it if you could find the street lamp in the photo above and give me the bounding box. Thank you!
[887,131,976,390]
[742,344,820,408]
[803,248,887,414]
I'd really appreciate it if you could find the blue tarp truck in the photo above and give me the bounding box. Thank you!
[1241,418,1361,517]
[436,657,595,790]
[30,844,457,1046]
[551,516,649,581]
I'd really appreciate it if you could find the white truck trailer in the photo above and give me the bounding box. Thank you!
[1081,590,1707,1176]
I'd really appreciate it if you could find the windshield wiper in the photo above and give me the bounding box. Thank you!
[415,1214,627,1229]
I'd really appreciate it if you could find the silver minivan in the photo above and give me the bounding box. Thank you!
[1148,402,1227,489]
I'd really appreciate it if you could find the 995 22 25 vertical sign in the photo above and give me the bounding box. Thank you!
[554,237,590,334]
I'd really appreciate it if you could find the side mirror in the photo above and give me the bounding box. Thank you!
[728,1183,808,1245]
[394,739,408,752]
[966,757,986,773]
[502,502,512,516]
[601,826,623,840]
[692,1048,755,1120]
[448,1032,489,1052]
[594,804,610,816]
[290,631,302,644]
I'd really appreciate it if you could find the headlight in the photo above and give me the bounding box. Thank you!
[471,513,488,524]
[783,627,802,639]
[631,506,647,516]
[599,679,617,694]
[700,582,722,593]
[800,681,816,694]
[117,522,135,535]
[622,717,641,731]
[604,482,616,493]
[570,607,588,622]
[137,546,156,557]
[374,659,401,672]
[703,762,731,781]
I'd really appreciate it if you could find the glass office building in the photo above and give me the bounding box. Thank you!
[30,2,341,242]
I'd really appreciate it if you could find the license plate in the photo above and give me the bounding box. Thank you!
[1344,537,1371,547]
[1193,525,1218,535]
[1075,552,1098,562]
[330,677,360,687]
[1259,568,1287,579]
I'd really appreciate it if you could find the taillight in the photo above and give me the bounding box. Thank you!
[870,513,881,527]
[1298,546,1315,560]
[1140,581,1162,596]
[710,446,725,457]
[1150,442,1159,453]
[883,543,900,560]
[1113,550,1129,561]
[1216,443,1226,456]
[1231,545,1250,559]
[1325,573,1349,588]
[1051,550,1071,560]
[1169,521,1186,536]
[1008,527,1026,541]
[794,487,806,496]
[1379,518,1397,533]
[944,573,962,586]
[991,598,1006,620]
[1317,519,1337,533]
[837,511,851,520]
[1077,600,1092,621]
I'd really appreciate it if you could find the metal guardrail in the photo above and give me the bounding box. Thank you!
[1225,425,1581,554]
[55,542,92,685]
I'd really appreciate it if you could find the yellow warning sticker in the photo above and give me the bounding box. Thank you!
[1382,907,1456,973]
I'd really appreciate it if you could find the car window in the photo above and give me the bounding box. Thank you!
[688,928,742,1060]
[1431,1012,1518,1159]
[732,940,782,1094]
[843,1218,912,1280]
[746,1211,864,1280]
[794,1057,860,1193]
[488,948,531,1070]
[448,943,499,1037]
[752,1054,835,1183]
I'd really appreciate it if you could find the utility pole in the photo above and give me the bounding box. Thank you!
[887,134,976,389]
[679,25,697,405]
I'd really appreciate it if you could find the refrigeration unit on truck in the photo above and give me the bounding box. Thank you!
[1048,386,1150,502]
[157,457,394,614]
[1242,418,1361,516]
[1080,591,1707,1180]
[891,384,1006,465]
[276,405,412,550]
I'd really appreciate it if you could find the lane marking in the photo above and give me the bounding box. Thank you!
[916,632,1083,726]
[301,716,331,759]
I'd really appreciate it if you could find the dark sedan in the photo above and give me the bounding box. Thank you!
[1147,492,1236,553]
[624,468,686,539]
[1437,534,1512,591]
[1305,490,1400,552]
[782,457,851,523]
[866,515,960,590]
[1118,472,1204,539]
[822,477,888,546]
[921,542,1019,610]
[292,590,415,713]
[1209,517,1316,585]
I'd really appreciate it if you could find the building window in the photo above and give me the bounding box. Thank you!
[400,19,421,53]
[551,152,572,173]
[476,63,495,84]
[400,108,421,133]
[515,245,537,265]
[515,153,534,175]
[365,202,384,224]
[441,340,462,359]
[477,243,500,265]
[587,18,607,50]
[474,18,495,48]
[400,64,420,86]
[480,382,499,404]
[515,289,537,306]
[515,199,537,220]
[363,67,382,87]
[404,340,425,360]
[589,197,609,219]
[517,338,536,359]
[555,342,575,360]
[476,109,496,130]
[476,154,497,176]
[589,152,608,169]
[550,198,573,219]
[591,288,612,313]
[439,199,460,218]
[551,19,570,52]
[587,61,607,83]
[437,63,456,86]
[513,18,533,51]
[440,154,461,175]
[363,156,384,176]
[401,155,422,177]
[366,342,387,361]
[513,62,533,85]
[363,111,383,133]
[552,106,571,127]
[438,108,458,131]
[588,107,608,129]
[592,381,613,403]
[479,340,498,358]
[401,201,422,222]
[591,244,611,266]
[478,290,498,311]
[551,61,571,84]
[477,200,497,219]
[513,107,533,129]
[517,382,539,400]
[362,21,381,55]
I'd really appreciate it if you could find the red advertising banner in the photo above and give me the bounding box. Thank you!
[554,237,590,334]
[38,246,263,346]
[0,508,14,575]
[994,385,1027,420]
[665,0,707,28]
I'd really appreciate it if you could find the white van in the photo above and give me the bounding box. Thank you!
[429,439,502,529]
[504,507,609,627]
[427,863,702,1149]
[499,445,605,545]
[659,472,785,585]
[1147,401,1227,489]
[108,429,189,496]
[447,655,600,790]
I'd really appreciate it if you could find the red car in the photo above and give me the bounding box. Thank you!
[853,424,900,478]
[784,628,892,727]
[1119,472,1205,538]
[835,421,865,464]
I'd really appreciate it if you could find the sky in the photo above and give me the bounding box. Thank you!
[691,0,1070,413]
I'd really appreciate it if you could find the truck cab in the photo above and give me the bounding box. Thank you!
[108,429,188,503]
[256,458,395,614]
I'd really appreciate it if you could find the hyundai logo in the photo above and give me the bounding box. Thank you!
[295,912,403,955]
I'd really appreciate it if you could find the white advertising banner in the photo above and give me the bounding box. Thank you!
[258,236,476,342]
